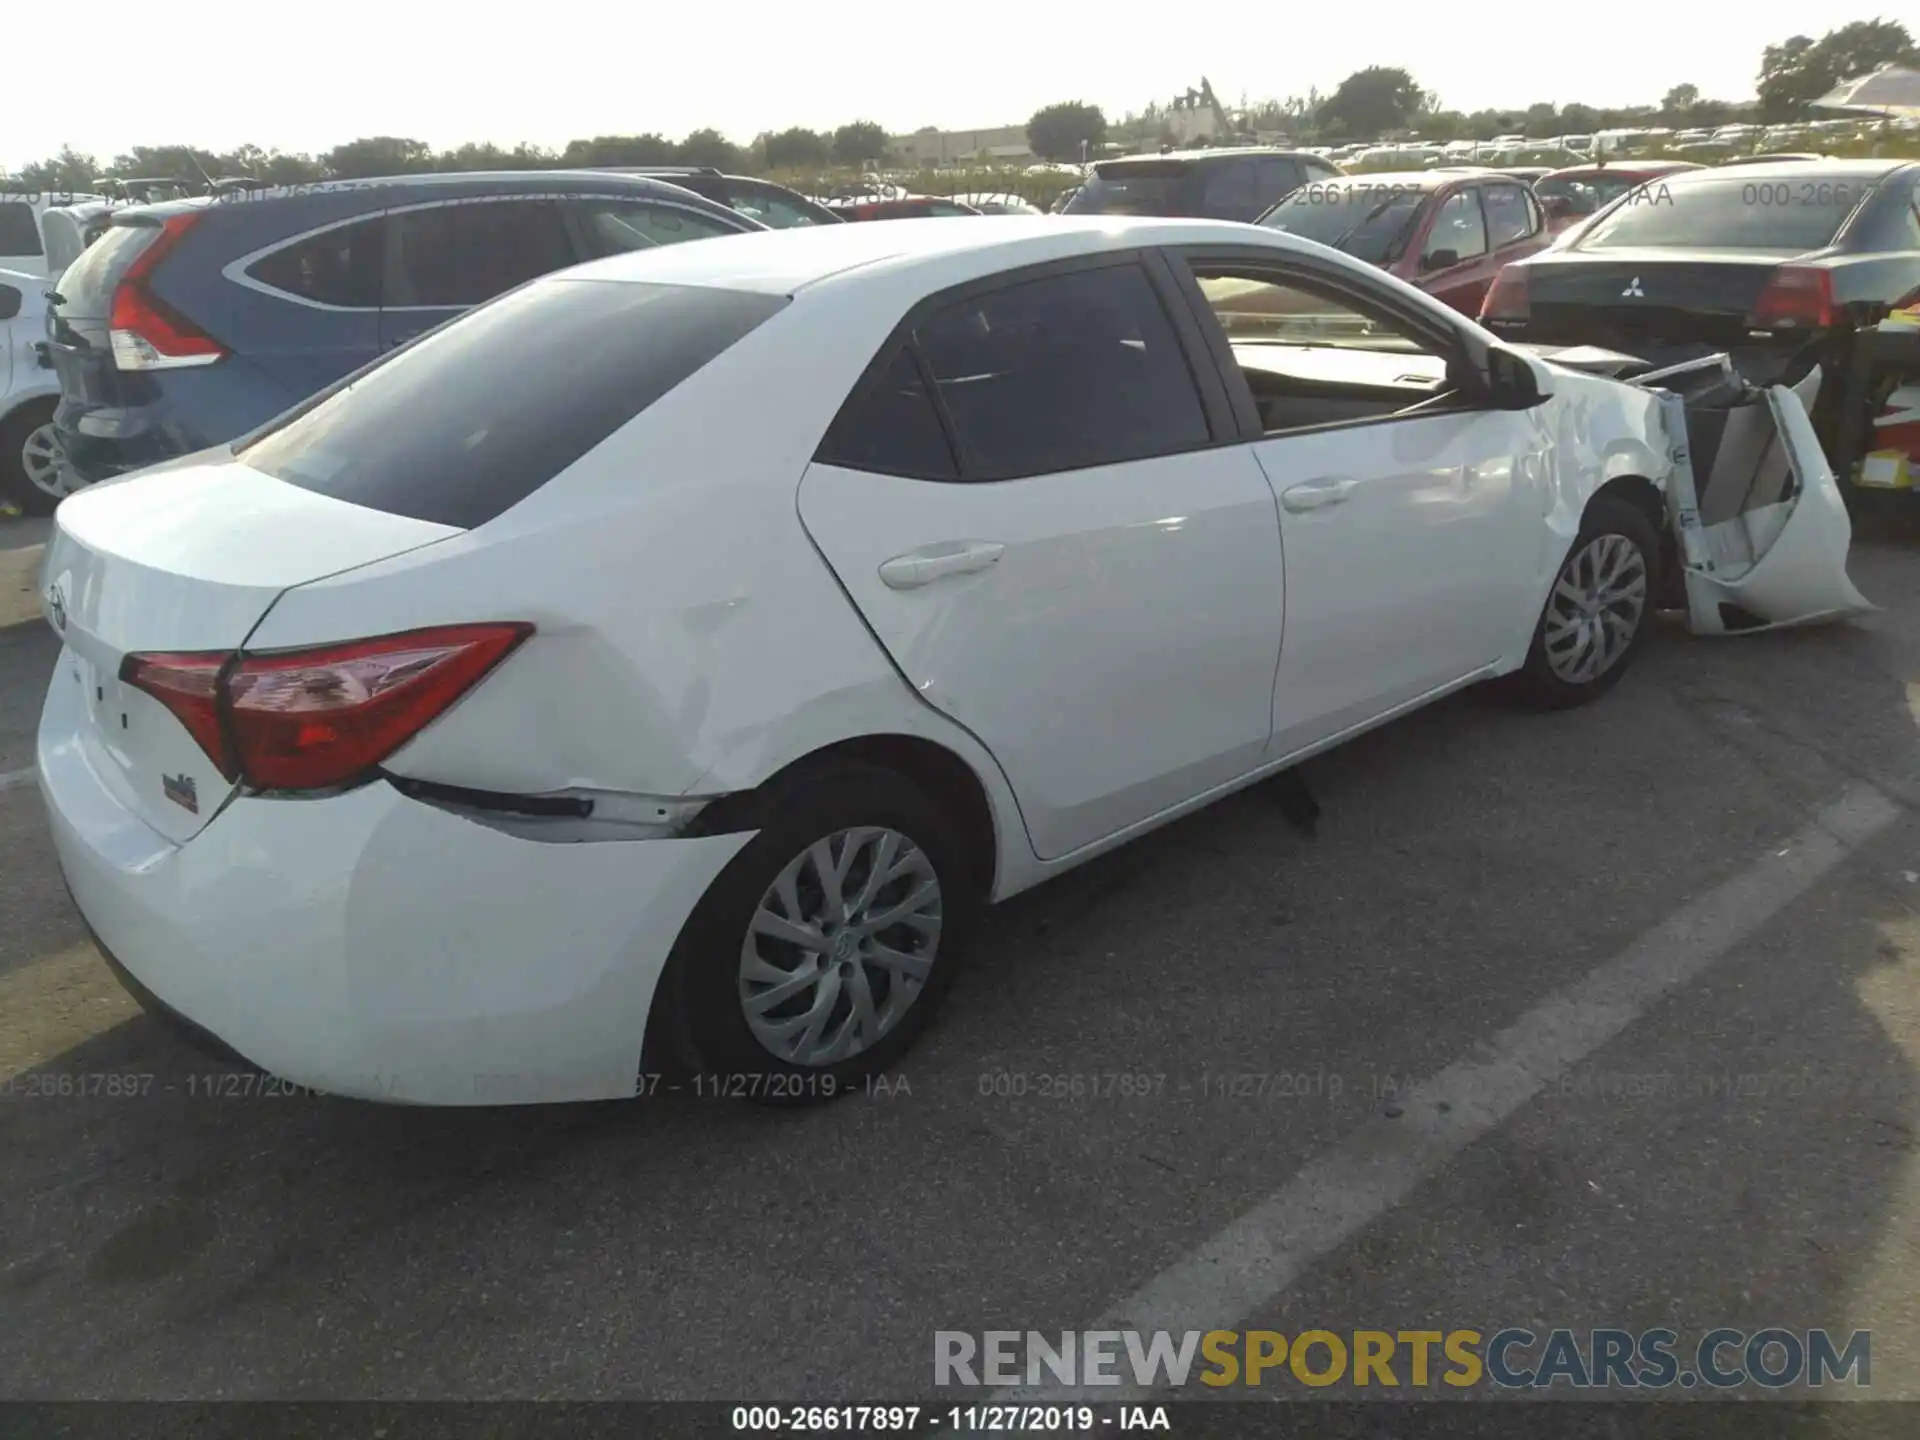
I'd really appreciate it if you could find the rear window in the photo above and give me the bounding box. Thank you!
[51,220,161,317]
[235,278,789,529]
[1580,174,1872,251]
[1064,164,1195,217]
[0,201,42,256]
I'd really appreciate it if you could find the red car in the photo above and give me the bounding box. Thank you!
[827,195,982,221]
[1255,169,1554,315]
[1532,160,1705,232]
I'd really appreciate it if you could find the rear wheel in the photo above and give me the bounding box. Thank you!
[1506,495,1660,709]
[0,402,79,516]
[659,763,979,1105]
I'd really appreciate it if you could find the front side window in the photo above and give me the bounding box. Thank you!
[1482,184,1539,248]
[912,263,1209,481]
[0,201,42,256]
[575,198,743,257]
[247,215,387,309]
[386,199,576,308]
[1189,271,1428,354]
[1424,190,1490,264]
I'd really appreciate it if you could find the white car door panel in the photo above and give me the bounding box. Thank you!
[798,452,1285,861]
[1253,407,1550,756]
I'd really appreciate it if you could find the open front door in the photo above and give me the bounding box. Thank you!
[1658,366,1875,636]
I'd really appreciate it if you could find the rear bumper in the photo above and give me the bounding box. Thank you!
[38,661,753,1106]
[51,419,187,484]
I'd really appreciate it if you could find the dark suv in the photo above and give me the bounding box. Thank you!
[1062,148,1342,223]
[42,170,761,499]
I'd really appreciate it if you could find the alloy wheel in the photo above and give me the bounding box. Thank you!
[738,826,943,1066]
[1544,532,1648,684]
[20,422,83,502]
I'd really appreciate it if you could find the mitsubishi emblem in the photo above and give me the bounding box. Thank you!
[1621,277,1646,298]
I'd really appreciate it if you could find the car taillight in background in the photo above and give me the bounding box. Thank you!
[121,623,533,791]
[1747,266,1835,332]
[1480,265,1530,323]
[108,213,228,371]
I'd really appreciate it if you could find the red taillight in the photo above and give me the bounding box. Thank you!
[1481,265,1530,322]
[122,623,532,792]
[109,213,227,371]
[1747,266,1835,331]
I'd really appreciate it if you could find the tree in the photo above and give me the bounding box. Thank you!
[1758,20,1920,122]
[1522,101,1560,135]
[763,127,830,168]
[1026,101,1107,162]
[832,120,889,167]
[558,134,678,168]
[675,128,742,170]
[1662,83,1700,122]
[7,146,99,191]
[1558,103,1602,134]
[1318,67,1427,142]
[324,136,432,179]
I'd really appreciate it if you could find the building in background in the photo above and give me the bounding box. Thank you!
[890,126,1033,167]
[1168,79,1233,145]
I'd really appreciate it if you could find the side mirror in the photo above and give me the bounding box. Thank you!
[1422,248,1459,272]
[0,284,20,322]
[1484,344,1552,410]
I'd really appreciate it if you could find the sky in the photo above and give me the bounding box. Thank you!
[1,0,1861,169]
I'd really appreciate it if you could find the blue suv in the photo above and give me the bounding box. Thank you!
[38,170,762,508]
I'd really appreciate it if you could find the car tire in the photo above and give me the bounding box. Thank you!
[1505,495,1661,710]
[658,762,980,1106]
[0,402,67,517]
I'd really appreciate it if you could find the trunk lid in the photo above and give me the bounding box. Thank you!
[43,216,164,411]
[40,458,463,840]
[1522,249,1801,350]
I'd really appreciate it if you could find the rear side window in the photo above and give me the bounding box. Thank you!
[52,220,162,318]
[1200,161,1263,220]
[912,263,1209,481]
[1581,174,1869,251]
[1064,164,1193,217]
[0,201,41,255]
[247,215,386,308]
[388,200,576,307]
[816,347,958,480]
[1255,157,1306,204]
[235,278,788,528]
[575,198,743,258]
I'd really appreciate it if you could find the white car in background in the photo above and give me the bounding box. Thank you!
[0,269,66,509]
[33,215,1868,1108]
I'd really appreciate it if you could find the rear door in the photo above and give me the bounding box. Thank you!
[797,257,1286,861]
[377,196,578,351]
[228,212,386,396]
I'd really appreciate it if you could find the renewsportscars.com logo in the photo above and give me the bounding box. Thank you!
[934,1328,1871,1391]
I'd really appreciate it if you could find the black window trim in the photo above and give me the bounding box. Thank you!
[813,248,1240,485]
[1480,180,1540,251]
[1155,242,1492,444]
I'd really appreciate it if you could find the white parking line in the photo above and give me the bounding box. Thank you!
[1017,782,1904,1403]
[0,766,37,793]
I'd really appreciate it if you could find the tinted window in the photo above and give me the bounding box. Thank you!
[1581,174,1870,251]
[1424,190,1489,262]
[0,201,41,256]
[388,199,576,308]
[913,263,1209,480]
[1064,164,1195,217]
[52,220,163,318]
[1262,182,1428,265]
[1482,184,1537,247]
[1200,160,1263,220]
[236,278,788,528]
[247,215,386,308]
[575,197,743,258]
[1255,157,1306,205]
[816,347,958,479]
[727,185,830,229]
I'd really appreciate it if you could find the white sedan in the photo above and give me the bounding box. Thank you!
[28,216,1843,1106]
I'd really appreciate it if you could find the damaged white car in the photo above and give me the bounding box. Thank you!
[36,218,1872,1106]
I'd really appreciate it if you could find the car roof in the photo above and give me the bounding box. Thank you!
[100,169,730,223]
[1662,157,1907,182]
[563,213,1324,295]
[1097,148,1321,168]
[1543,160,1701,179]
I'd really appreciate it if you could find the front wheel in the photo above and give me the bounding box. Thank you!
[1505,495,1660,710]
[657,763,979,1105]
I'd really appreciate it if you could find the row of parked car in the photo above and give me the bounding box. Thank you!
[3,144,1918,512]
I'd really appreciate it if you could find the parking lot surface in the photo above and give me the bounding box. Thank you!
[1,513,1918,1404]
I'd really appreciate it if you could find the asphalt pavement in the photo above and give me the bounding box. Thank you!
[1,511,1918,1413]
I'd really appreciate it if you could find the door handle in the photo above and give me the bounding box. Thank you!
[878,541,1005,590]
[1280,478,1358,513]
